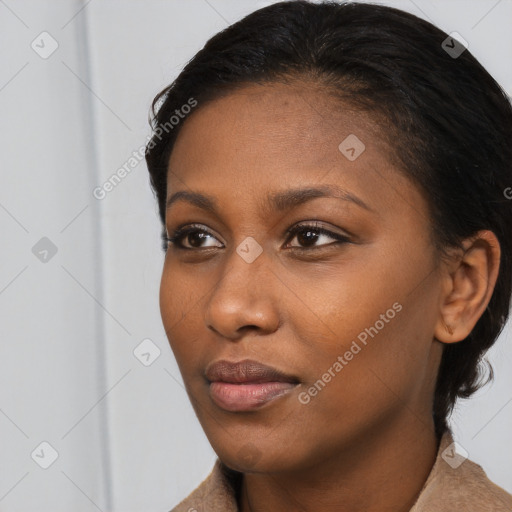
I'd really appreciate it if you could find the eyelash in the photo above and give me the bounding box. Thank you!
[163,222,350,252]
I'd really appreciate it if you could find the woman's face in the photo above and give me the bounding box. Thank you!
[160,81,445,473]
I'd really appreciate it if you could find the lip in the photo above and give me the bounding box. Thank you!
[205,359,300,412]
[205,358,300,384]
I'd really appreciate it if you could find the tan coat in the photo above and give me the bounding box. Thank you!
[170,429,512,511]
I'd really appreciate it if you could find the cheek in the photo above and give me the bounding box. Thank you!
[295,321,421,447]
[290,253,437,416]
[159,266,180,332]
[159,260,204,324]
[159,265,202,367]
[310,299,437,432]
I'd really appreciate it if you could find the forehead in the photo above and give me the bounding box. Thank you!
[166,81,425,221]
[169,81,385,170]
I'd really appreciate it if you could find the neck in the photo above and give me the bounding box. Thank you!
[238,415,440,512]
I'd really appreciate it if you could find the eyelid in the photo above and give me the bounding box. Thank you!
[165,221,350,251]
[283,222,351,250]
[165,223,223,250]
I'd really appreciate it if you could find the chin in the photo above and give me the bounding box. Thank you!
[215,439,307,474]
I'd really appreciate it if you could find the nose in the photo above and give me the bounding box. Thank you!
[204,247,281,340]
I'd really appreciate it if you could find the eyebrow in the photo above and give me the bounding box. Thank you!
[165,184,373,215]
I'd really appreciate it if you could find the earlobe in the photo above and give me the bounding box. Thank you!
[434,230,501,345]
[434,318,456,344]
[444,321,453,336]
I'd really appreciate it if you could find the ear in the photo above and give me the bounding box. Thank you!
[434,230,501,344]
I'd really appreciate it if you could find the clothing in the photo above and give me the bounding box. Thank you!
[170,429,512,511]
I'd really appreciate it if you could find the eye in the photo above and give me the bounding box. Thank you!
[284,222,350,249]
[164,221,350,252]
[164,224,222,251]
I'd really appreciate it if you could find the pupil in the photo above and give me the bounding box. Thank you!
[189,232,207,247]
[298,229,319,247]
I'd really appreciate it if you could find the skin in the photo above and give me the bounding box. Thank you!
[159,81,500,512]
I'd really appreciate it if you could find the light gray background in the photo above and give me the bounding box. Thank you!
[0,1,511,511]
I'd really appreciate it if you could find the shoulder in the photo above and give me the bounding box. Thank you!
[410,431,512,512]
[169,458,242,512]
